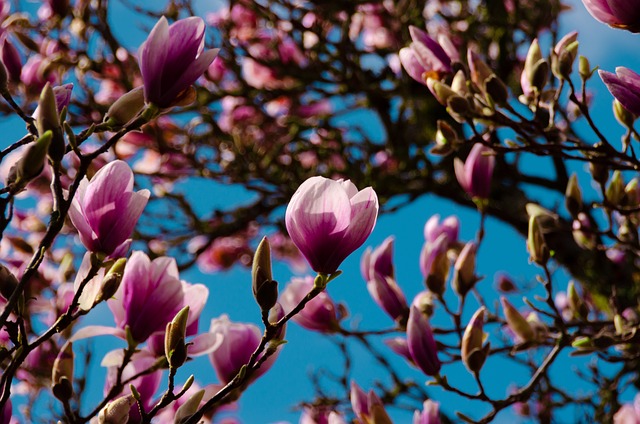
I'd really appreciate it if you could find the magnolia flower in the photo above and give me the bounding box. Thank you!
[139,16,218,107]
[581,0,640,32]
[68,160,149,258]
[108,251,186,343]
[407,306,441,376]
[413,400,441,424]
[280,276,339,333]
[454,143,495,200]
[285,176,378,274]
[600,67,640,116]
[361,237,408,322]
[399,26,454,84]
[350,381,393,424]
[208,315,277,384]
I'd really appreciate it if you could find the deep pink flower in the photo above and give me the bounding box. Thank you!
[280,276,339,333]
[600,67,640,116]
[361,237,408,322]
[20,55,55,91]
[68,160,149,258]
[139,17,218,108]
[1,37,21,82]
[350,381,392,424]
[399,26,454,85]
[614,394,640,423]
[285,176,378,274]
[407,306,441,376]
[108,251,185,343]
[413,400,441,424]
[454,144,495,200]
[424,214,459,244]
[581,0,640,32]
[208,315,277,384]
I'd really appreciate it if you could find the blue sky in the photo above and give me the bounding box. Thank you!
[4,0,640,422]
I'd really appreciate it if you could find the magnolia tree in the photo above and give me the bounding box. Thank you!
[1,0,640,422]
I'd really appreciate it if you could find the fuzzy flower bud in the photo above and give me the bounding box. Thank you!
[565,173,583,217]
[527,215,549,265]
[98,395,135,424]
[105,86,145,126]
[51,342,74,401]
[501,297,535,342]
[36,82,65,163]
[165,305,190,368]
[252,236,278,312]
[460,307,489,374]
[452,242,477,296]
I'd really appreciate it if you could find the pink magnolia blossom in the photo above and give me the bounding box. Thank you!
[614,394,640,423]
[68,160,149,258]
[399,26,454,84]
[454,143,495,200]
[285,176,378,274]
[280,276,339,333]
[208,315,278,384]
[581,0,640,32]
[414,400,441,424]
[361,237,408,322]
[407,306,441,376]
[350,381,393,424]
[108,251,186,343]
[1,37,21,82]
[600,67,640,116]
[138,17,218,107]
[20,55,56,91]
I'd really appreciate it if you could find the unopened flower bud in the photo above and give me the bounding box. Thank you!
[51,342,74,401]
[8,130,51,193]
[565,173,583,217]
[98,395,134,424]
[1,37,22,82]
[625,178,640,207]
[501,297,535,342]
[165,305,190,368]
[554,41,579,80]
[95,258,126,304]
[252,236,278,312]
[412,290,436,318]
[524,39,543,81]
[433,120,460,156]
[450,70,469,96]
[175,389,205,424]
[567,281,589,320]
[485,74,509,106]
[614,99,636,127]
[452,242,477,296]
[572,213,596,250]
[447,95,472,118]
[589,161,609,186]
[427,78,457,105]
[461,307,489,373]
[530,59,550,93]
[36,83,64,163]
[527,215,549,265]
[467,50,493,89]
[425,248,449,296]
[606,170,625,206]
[579,56,592,81]
[105,86,145,126]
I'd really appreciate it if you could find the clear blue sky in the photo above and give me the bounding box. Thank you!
[4,0,640,422]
